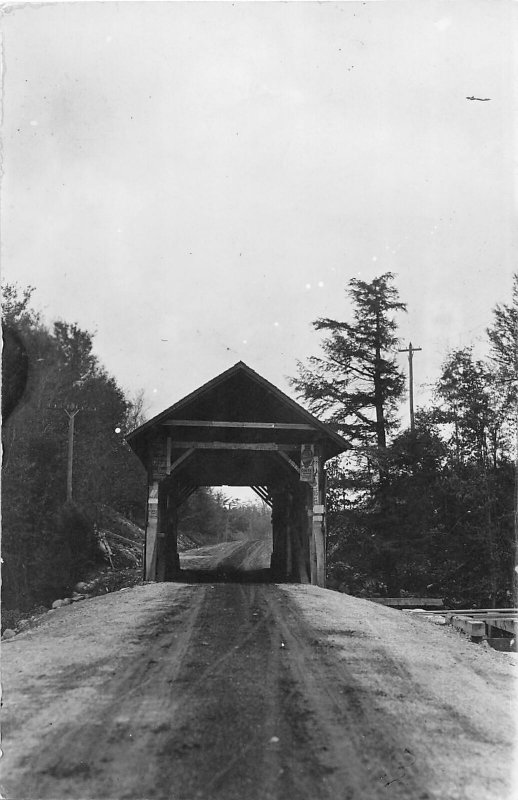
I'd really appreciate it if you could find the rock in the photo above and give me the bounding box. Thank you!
[52,598,72,608]
[17,619,30,631]
[71,595,86,602]
[74,582,89,593]
[2,629,16,640]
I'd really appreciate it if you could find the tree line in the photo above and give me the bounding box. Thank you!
[291,272,517,606]
[3,273,516,611]
[2,285,147,610]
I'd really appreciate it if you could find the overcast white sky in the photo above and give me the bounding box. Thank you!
[2,0,517,433]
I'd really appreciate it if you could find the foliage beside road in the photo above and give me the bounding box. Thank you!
[1,284,147,613]
[293,273,517,605]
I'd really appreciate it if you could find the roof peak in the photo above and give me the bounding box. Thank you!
[126,361,348,458]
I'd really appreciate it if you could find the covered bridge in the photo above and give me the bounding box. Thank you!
[127,362,348,587]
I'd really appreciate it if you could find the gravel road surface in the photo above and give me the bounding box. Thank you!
[2,542,516,800]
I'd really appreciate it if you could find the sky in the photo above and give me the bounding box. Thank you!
[2,0,517,443]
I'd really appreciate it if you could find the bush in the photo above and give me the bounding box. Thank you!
[29,502,100,605]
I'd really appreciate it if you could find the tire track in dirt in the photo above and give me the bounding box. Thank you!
[10,582,429,800]
[3,577,513,800]
[262,588,433,800]
[5,585,206,800]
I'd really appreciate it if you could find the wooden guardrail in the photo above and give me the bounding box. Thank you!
[410,607,517,649]
[446,611,517,640]
[366,597,444,608]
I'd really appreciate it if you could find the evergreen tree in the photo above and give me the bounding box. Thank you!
[291,273,406,452]
[433,348,507,468]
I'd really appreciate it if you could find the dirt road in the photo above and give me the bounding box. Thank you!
[2,543,516,800]
[179,539,272,579]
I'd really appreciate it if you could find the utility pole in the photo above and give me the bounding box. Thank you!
[64,403,80,502]
[398,342,422,432]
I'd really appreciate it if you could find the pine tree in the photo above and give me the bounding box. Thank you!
[291,272,406,451]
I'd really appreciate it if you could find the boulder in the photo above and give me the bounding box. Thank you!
[52,599,64,608]
[2,629,16,640]
[74,582,89,593]
[61,598,72,606]
[17,619,30,631]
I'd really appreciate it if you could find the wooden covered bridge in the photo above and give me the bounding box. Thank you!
[127,362,348,587]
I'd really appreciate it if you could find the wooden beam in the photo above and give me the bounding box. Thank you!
[162,420,315,430]
[412,607,517,615]
[168,441,299,452]
[444,612,517,636]
[444,608,517,616]
[372,598,444,608]
[251,485,273,507]
[277,451,301,474]
[478,617,517,635]
[169,448,195,474]
[255,485,272,501]
[449,614,486,640]
[166,436,172,474]
[144,481,159,580]
[177,485,198,507]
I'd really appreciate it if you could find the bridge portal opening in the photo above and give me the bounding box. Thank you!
[127,362,347,588]
[176,486,274,583]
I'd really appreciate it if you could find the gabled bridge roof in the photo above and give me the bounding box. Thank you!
[127,361,348,485]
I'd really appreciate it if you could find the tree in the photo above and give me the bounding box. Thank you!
[291,273,406,451]
[486,272,518,411]
[1,283,147,610]
[177,490,272,545]
[291,274,407,594]
[433,348,507,469]
[319,278,515,605]
[411,344,516,606]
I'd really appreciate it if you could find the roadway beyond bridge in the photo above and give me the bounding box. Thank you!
[2,542,515,800]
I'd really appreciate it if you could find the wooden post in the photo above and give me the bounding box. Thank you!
[154,486,169,582]
[145,480,160,580]
[311,448,326,587]
[294,484,311,584]
[164,488,180,580]
[309,515,317,585]
[270,491,287,580]
[285,492,293,580]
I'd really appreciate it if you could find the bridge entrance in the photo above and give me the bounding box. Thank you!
[127,362,347,587]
